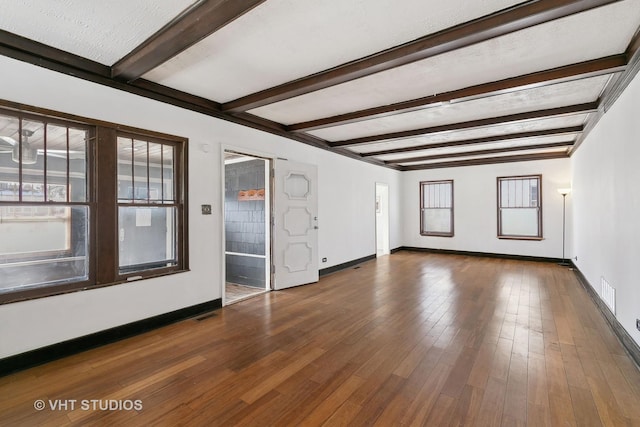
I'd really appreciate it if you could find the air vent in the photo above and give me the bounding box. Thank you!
[600,276,616,315]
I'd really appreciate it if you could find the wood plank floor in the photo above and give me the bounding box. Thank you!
[2,251,640,426]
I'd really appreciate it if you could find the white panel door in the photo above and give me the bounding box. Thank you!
[273,159,319,290]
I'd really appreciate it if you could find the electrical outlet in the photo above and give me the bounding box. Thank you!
[322,257,327,263]
[636,319,640,332]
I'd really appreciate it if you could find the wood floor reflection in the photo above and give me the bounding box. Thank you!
[2,251,640,426]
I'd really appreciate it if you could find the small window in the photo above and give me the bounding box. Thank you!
[497,175,542,239]
[420,180,453,237]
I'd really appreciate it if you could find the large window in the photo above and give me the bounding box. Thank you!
[497,175,542,239]
[0,105,187,304]
[420,180,454,237]
[0,111,90,298]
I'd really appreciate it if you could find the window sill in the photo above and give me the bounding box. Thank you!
[0,268,190,305]
[498,236,543,241]
[420,232,454,237]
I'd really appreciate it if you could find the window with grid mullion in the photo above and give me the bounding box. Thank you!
[498,175,542,239]
[0,109,90,295]
[420,180,453,237]
[116,134,179,274]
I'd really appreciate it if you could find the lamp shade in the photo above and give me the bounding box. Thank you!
[557,187,571,196]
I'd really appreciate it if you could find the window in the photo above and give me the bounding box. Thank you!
[116,134,180,274]
[497,175,542,239]
[420,180,454,237]
[0,110,90,298]
[0,105,187,304]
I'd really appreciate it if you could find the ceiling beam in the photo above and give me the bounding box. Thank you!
[402,151,569,170]
[385,141,573,164]
[222,0,620,113]
[111,0,267,82]
[0,29,110,77]
[331,103,597,147]
[0,32,407,170]
[360,126,583,157]
[289,55,626,132]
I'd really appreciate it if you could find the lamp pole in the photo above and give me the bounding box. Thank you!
[561,193,567,265]
[557,188,571,266]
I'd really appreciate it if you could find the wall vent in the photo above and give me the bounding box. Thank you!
[599,276,616,315]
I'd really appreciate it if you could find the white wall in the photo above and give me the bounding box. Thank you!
[572,71,640,347]
[0,56,401,358]
[402,158,572,258]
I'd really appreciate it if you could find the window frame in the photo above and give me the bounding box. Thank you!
[114,131,186,280]
[419,179,454,237]
[0,107,94,302]
[0,102,189,304]
[496,174,543,240]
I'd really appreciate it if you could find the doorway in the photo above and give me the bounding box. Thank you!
[375,183,390,257]
[223,151,271,305]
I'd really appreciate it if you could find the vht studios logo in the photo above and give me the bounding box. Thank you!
[34,399,143,411]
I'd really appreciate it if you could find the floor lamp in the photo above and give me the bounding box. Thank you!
[557,188,572,266]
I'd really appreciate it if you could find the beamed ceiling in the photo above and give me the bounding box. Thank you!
[1,0,639,170]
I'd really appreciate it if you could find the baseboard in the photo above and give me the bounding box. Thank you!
[398,246,563,263]
[572,266,640,369]
[319,254,376,276]
[390,247,403,254]
[0,298,222,377]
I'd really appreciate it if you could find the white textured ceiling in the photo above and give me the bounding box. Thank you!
[376,135,579,162]
[1,0,638,170]
[350,115,589,154]
[399,147,569,166]
[250,0,640,124]
[0,0,197,65]
[142,0,522,101]
[309,76,608,141]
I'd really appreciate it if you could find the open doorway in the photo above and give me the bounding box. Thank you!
[375,183,390,257]
[223,151,271,304]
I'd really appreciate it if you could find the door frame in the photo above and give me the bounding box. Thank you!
[375,182,390,257]
[220,145,275,306]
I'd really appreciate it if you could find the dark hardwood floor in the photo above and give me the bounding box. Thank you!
[2,251,640,426]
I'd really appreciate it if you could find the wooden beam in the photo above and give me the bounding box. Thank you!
[111,0,267,82]
[402,151,569,170]
[332,103,597,147]
[289,56,626,132]
[386,141,573,164]
[0,34,407,170]
[361,126,583,157]
[0,29,110,77]
[222,0,620,112]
